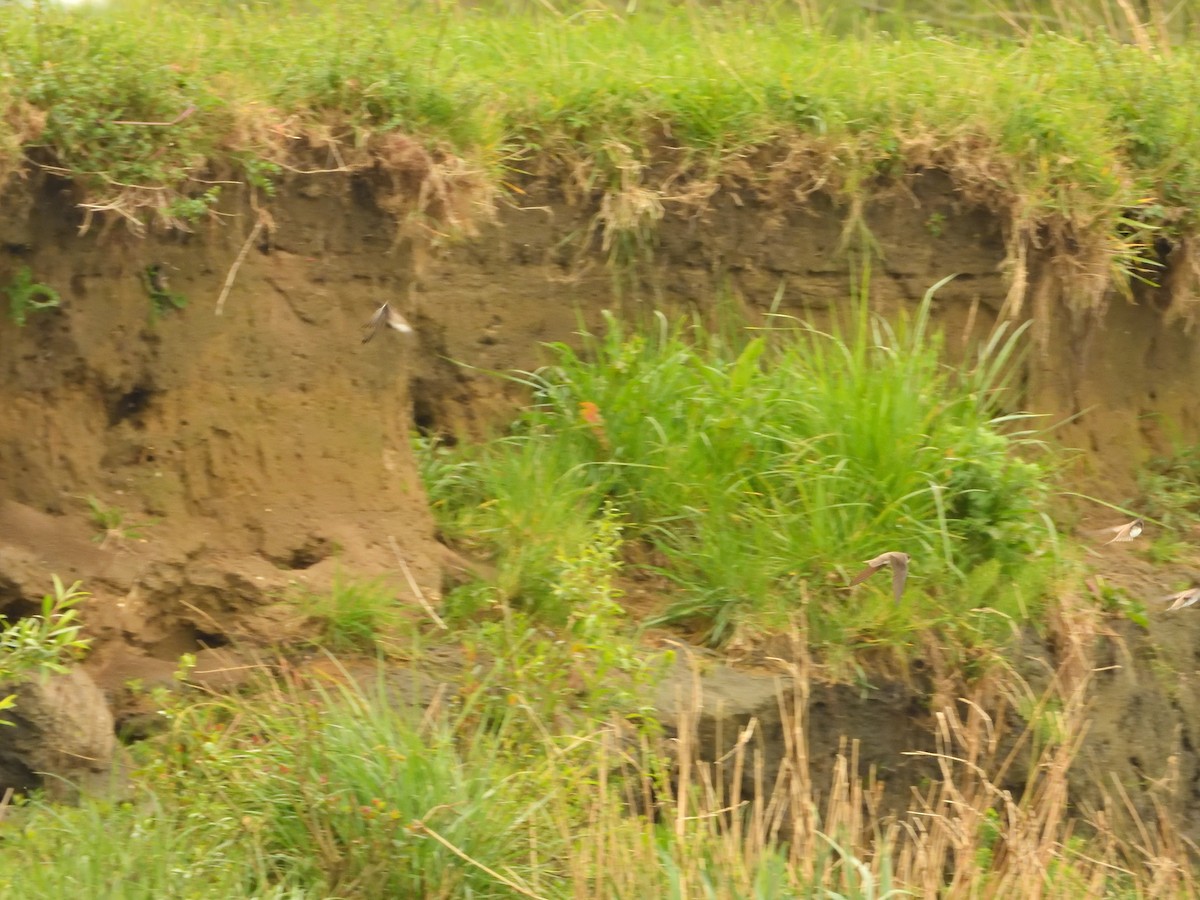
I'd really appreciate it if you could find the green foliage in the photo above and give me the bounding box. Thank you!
[4,266,60,327]
[441,517,662,743]
[0,624,1180,898]
[85,495,152,546]
[423,280,1058,654]
[0,2,1198,249]
[2,8,216,194]
[165,185,221,223]
[141,264,186,320]
[300,574,400,653]
[1089,576,1150,630]
[1138,445,1200,533]
[552,498,625,636]
[0,576,92,724]
[1,673,561,898]
[242,156,282,196]
[816,832,913,900]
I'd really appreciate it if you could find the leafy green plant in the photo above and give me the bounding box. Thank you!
[165,186,221,223]
[85,495,152,547]
[137,673,555,897]
[0,575,92,724]
[817,832,913,900]
[300,573,402,652]
[4,266,60,327]
[1083,574,1151,630]
[1138,445,1200,533]
[142,264,186,320]
[553,499,626,636]
[421,278,1057,655]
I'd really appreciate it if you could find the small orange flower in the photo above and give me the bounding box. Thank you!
[578,401,609,449]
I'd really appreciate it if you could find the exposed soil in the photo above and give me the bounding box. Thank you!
[4,163,1200,841]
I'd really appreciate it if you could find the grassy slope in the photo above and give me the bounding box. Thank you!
[0,1,1198,265]
[422,288,1063,658]
[2,4,1197,895]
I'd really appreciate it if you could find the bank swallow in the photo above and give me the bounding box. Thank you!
[1162,588,1200,611]
[848,551,910,603]
[146,262,170,294]
[362,302,414,343]
[1104,518,1143,544]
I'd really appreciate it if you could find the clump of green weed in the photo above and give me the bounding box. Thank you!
[4,266,60,326]
[300,573,401,653]
[421,279,1058,655]
[454,502,665,727]
[0,576,92,724]
[84,495,152,547]
[1138,445,1200,533]
[142,263,186,320]
[1087,575,1150,629]
[2,668,564,897]
[553,499,625,635]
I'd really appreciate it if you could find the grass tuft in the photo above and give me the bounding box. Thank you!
[299,573,402,654]
[422,278,1060,657]
[1,609,1189,897]
[0,0,1198,292]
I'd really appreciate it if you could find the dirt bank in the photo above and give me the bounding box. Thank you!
[3,161,1200,842]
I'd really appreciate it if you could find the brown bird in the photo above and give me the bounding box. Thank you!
[362,302,414,343]
[847,551,910,603]
[1104,518,1143,544]
[1161,588,1200,611]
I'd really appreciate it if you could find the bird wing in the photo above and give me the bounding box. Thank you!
[385,306,414,334]
[847,562,882,588]
[1165,590,1200,611]
[1105,519,1141,544]
[890,555,908,603]
[362,304,388,343]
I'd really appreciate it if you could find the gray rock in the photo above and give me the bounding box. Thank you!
[654,651,938,825]
[0,668,122,801]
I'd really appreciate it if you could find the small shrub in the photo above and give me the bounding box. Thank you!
[85,495,152,547]
[0,576,92,724]
[142,264,187,320]
[301,573,400,652]
[4,266,60,327]
[420,279,1059,655]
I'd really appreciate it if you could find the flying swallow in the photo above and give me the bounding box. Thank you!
[362,302,414,343]
[146,263,170,294]
[847,551,910,603]
[1161,588,1200,611]
[1104,518,1143,544]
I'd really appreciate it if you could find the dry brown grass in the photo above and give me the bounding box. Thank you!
[554,594,1196,898]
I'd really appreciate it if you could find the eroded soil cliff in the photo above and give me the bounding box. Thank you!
[4,165,1200,842]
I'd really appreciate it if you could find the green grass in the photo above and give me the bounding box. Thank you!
[4,265,60,327]
[299,573,403,653]
[1138,444,1200,532]
[1,0,1199,268]
[0,638,1187,898]
[421,278,1061,655]
[1,672,560,898]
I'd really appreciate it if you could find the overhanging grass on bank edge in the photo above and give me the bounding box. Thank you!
[1,1,1199,261]
[422,280,1061,652]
